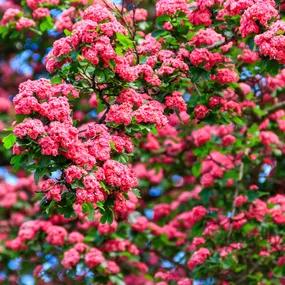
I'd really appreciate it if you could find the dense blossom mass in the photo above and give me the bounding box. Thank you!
[1,0,285,284]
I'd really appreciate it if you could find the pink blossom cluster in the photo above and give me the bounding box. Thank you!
[3,0,285,283]
[190,28,225,47]
[191,124,235,147]
[156,0,189,16]
[0,8,21,25]
[26,0,59,10]
[255,21,285,64]
[201,151,235,187]
[12,79,141,213]
[46,4,126,73]
[239,0,278,37]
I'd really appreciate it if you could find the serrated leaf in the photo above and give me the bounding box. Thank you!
[3,133,16,149]
[116,33,133,49]
[100,207,114,224]
[51,75,62,84]
[10,155,23,170]
[82,202,95,221]
[192,162,201,177]
[132,188,141,198]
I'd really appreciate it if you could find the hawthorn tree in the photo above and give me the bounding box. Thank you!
[1,0,285,284]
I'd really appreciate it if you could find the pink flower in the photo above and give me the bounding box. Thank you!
[125,9,148,23]
[221,0,255,17]
[62,248,81,269]
[111,134,134,153]
[6,237,26,251]
[39,179,64,202]
[132,216,149,232]
[240,1,278,37]
[103,160,137,191]
[51,37,73,57]
[222,134,236,146]
[133,101,167,127]
[117,89,149,107]
[188,237,205,251]
[187,248,210,270]
[83,175,100,191]
[238,48,259,63]
[194,104,208,120]
[106,261,120,274]
[156,0,189,16]
[106,103,133,125]
[192,126,211,146]
[190,28,224,47]
[154,203,171,220]
[255,21,285,64]
[65,165,87,184]
[260,131,281,146]
[18,221,40,240]
[211,68,239,84]
[82,46,99,65]
[33,265,43,277]
[83,4,114,23]
[16,17,35,30]
[1,8,21,25]
[84,248,105,268]
[189,8,212,26]
[45,226,67,246]
[14,118,45,140]
[38,136,59,156]
[32,8,50,19]
[189,48,224,70]
[163,22,173,30]
[98,221,118,235]
[68,232,84,244]
[208,96,222,108]
[0,97,11,112]
[234,195,248,207]
[165,91,187,112]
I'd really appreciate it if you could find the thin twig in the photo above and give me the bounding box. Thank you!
[227,148,249,241]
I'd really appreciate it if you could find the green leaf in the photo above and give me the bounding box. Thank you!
[192,162,201,177]
[99,181,110,194]
[151,29,168,38]
[82,202,95,221]
[45,200,57,215]
[150,124,158,135]
[189,67,210,83]
[115,46,124,56]
[39,16,53,32]
[50,75,62,84]
[100,211,113,224]
[242,223,256,234]
[116,33,133,49]
[117,153,129,164]
[34,167,49,184]
[2,133,16,149]
[56,192,76,218]
[248,123,259,135]
[232,116,245,126]
[132,188,141,198]
[109,275,126,285]
[253,106,267,117]
[100,206,114,224]
[0,25,9,39]
[64,29,72,36]
[263,59,282,76]
[96,201,105,212]
[10,155,24,170]
[156,15,171,26]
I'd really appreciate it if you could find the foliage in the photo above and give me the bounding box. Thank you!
[1,0,285,284]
